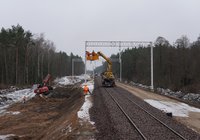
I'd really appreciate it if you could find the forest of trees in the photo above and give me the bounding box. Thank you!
[106,36,200,93]
[0,25,84,87]
[1,24,200,93]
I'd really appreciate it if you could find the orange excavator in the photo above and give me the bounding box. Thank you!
[34,74,53,95]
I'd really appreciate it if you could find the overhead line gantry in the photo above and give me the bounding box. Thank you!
[85,41,154,90]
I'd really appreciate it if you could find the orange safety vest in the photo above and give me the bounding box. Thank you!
[83,86,89,94]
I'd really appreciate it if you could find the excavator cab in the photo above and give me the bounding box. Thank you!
[34,74,53,95]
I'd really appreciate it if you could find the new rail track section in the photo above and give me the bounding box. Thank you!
[104,87,187,140]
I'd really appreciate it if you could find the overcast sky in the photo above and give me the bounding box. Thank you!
[1,0,200,58]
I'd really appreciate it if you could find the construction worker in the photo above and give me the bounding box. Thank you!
[83,85,91,95]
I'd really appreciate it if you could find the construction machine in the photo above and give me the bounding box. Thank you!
[97,52,115,87]
[86,51,115,87]
[34,74,53,95]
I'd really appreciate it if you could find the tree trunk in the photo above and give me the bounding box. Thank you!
[41,54,44,80]
[4,49,8,84]
[25,45,29,84]
[37,49,40,82]
[1,69,3,84]
[16,47,18,85]
[48,50,50,74]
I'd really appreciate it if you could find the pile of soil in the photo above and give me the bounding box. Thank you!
[0,86,84,140]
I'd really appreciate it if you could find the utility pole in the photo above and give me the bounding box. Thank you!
[151,42,154,90]
[85,41,87,83]
[119,41,122,82]
[93,61,95,79]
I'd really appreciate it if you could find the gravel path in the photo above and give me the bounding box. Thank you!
[90,78,200,140]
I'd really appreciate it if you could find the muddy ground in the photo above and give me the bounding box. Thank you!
[0,86,95,140]
[3,80,199,140]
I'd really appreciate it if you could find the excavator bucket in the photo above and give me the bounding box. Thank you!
[92,51,99,60]
[86,51,93,60]
[86,51,99,61]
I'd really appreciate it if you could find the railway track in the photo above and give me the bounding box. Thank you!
[104,87,187,140]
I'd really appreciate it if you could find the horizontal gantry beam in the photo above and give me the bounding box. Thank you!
[85,41,152,48]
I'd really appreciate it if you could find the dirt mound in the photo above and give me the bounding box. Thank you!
[0,86,84,140]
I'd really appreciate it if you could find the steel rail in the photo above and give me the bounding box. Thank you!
[113,87,187,140]
[96,78,187,140]
[104,88,147,140]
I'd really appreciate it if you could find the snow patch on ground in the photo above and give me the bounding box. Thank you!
[54,76,71,85]
[78,80,95,125]
[0,86,19,94]
[78,95,93,123]
[145,99,200,117]
[129,81,151,89]
[6,111,20,115]
[128,81,200,103]
[5,88,35,102]
[0,87,35,115]
[54,75,95,124]
[54,74,91,86]
[0,134,15,140]
[0,105,9,114]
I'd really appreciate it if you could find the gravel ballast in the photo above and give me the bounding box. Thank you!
[90,78,200,140]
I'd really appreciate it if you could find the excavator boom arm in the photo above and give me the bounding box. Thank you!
[85,51,115,87]
[97,51,112,72]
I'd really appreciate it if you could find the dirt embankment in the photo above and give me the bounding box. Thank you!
[0,86,84,140]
